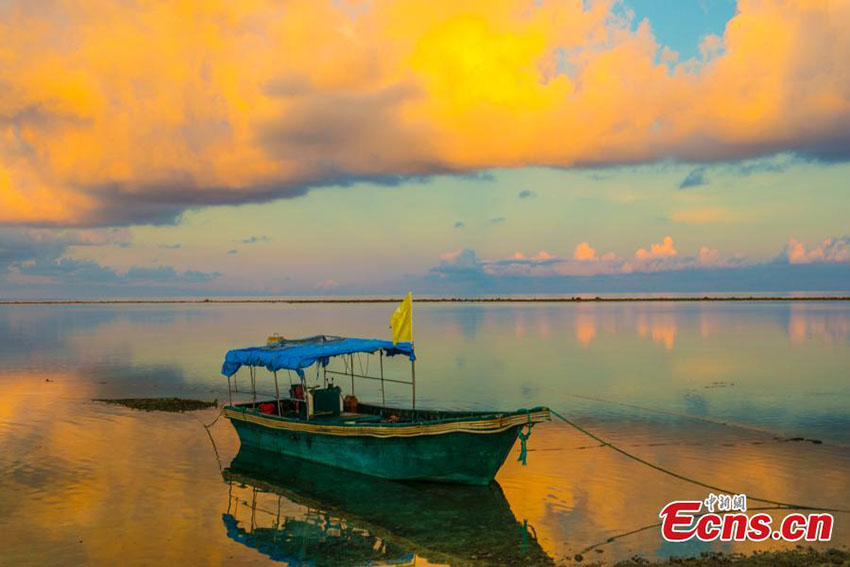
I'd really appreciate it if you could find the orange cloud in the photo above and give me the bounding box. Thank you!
[2,0,849,225]
[573,241,597,261]
[784,237,850,264]
[635,236,677,260]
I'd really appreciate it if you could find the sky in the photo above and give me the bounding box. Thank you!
[1,0,849,297]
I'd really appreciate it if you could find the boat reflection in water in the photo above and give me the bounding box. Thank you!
[222,446,554,566]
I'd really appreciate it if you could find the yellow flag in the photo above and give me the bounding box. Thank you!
[390,291,413,345]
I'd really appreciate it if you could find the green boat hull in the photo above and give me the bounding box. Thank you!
[229,417,522,485]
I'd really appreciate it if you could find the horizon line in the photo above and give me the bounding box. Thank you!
[2,296,850,305]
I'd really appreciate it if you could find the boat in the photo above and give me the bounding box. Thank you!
[220,334,550,485]
[222,445,554,565]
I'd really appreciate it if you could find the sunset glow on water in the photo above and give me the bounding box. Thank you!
[2,0,850,563]
[1,302,847,564]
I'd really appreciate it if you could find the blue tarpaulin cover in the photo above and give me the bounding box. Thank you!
[221,335,415,378]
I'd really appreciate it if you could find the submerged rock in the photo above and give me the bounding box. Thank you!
[94,397,217,412]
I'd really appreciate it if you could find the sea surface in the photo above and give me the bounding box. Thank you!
[0,301,848,565]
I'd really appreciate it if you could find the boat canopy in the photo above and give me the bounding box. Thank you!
[221,335,415,379]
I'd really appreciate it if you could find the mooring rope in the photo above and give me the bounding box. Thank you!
[549,409,850,513]
[194,406,225,473]
[560,392,848,447]
[516,411,534,466]
[575,505,791,557]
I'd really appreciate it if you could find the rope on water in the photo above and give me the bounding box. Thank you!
[575,505,790,557]
[202,407,224,429]
[193,406,225,473]
[549,408,850,513]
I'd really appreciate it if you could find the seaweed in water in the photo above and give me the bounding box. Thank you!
[94,398,217,412]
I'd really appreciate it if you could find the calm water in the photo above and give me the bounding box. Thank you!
[0,301,848,565]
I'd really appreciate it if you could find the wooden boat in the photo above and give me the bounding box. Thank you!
[221,335,549,485]
[222,445,554,565]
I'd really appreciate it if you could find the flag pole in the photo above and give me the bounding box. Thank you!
[390,291,415,409]
[411,356,416,410]
[379,350,386,407]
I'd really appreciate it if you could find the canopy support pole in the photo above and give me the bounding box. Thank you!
[349,354,355,396]
[250,367,256,409]
[411,359,416,409]
[379,350,386,407]
[227,376,232,406]
[273,371,281,416]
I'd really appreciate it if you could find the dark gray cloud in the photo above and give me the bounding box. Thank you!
[736,157,791,176]
[429,249,485,279]
[453,221,465,229]
[793,127,850,164]
[462,170,496,182]
[424,239,850,295]
[679,166,707,189]
[65,166,449,228]
[16,259,218,285]
[0,229,218,292]
[124,266,219,283]
[489,256,562,268]
[257,83,438,189]
[518,189,537,199]
[0,231,67,268]
[489,216,507,224]
[239,235,269,244]
[425,252,850,294]
[0,228,129,272]
[18,257,121,283]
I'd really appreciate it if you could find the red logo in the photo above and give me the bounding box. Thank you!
[660,495,833,542]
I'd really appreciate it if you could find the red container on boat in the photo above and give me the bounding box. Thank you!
[290,384,304,400]
[343,395,358,413]
[259,402,276,415]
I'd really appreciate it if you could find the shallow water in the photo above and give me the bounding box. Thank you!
[0,301,848,565]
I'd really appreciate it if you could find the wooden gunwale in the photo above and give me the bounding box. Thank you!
[223,405,550,438]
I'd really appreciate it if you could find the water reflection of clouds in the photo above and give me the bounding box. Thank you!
[788,303,850,345]
[636,312,677,350]
[2,301,850,564]
[571,304,681,350]
[500,421,850,562]
[0,305,218,373]
[0,371,242,564]
[574,312,596,348]
[429,304,486,341]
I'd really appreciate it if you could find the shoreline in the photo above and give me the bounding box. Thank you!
[607,546,849,566]
[1,296,850,305]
